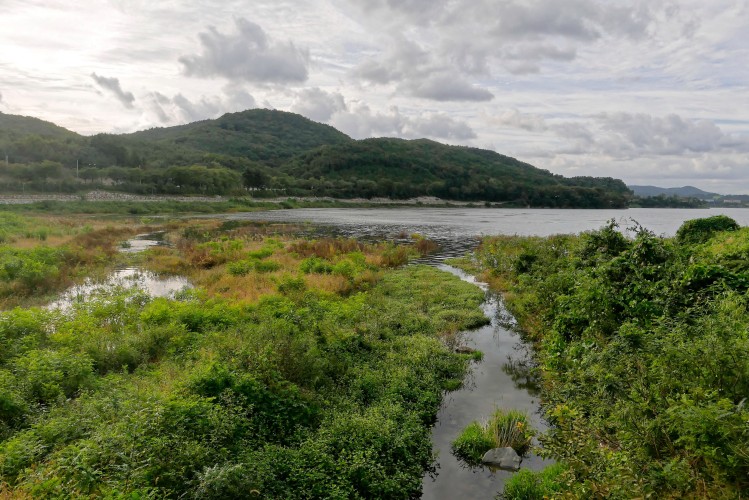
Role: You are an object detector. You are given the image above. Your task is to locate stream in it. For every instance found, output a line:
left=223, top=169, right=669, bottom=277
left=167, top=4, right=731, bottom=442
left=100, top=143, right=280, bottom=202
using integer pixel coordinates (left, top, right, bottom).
left=421, top=265, right=552, bottom=499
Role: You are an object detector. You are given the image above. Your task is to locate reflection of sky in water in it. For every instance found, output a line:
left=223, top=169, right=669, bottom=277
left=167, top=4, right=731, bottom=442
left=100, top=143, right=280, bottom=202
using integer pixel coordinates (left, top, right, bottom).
left=119, top=232, right=168, bottom=253
left=48, top=268, right=190, bottom=312
left=421, top=265, right=553, bottom=499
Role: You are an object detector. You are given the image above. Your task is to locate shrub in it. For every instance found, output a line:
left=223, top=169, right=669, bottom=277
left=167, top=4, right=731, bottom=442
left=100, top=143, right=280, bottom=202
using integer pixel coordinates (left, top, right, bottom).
left=451, top=422, right=495, bottom=465
left=675, top=215, right=739, bottom=245
left=277, top=276, right=307, bottom=295
left=300, top=257, right=333, bottom=274
left=253, top=260, right=281, bottom=273
left=502, top=463, right=566, bottom=500
left=12, top=349, right=94, bottom=404
left=227, top=259, right=254, bottom=276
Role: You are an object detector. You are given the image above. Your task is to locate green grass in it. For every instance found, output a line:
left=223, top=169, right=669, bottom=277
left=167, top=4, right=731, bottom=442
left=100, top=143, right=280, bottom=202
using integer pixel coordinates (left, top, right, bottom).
left=501, top=463, right=567, bottom=500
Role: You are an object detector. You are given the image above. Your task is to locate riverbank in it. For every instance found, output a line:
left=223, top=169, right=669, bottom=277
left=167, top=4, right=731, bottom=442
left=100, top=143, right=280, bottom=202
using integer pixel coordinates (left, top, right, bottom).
left=0, top=191, right=484, bottom=207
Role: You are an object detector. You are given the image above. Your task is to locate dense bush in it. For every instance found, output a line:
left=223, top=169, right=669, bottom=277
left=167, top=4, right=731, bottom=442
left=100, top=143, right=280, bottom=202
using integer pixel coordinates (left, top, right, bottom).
left=470, top=216, right=749, bottom=498
left=675, top=214, right=739, bottom=245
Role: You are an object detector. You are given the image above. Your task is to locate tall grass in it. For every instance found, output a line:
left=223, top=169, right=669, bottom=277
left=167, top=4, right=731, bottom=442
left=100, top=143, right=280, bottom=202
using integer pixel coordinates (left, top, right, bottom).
left=452, top=409, right=534, bottom=466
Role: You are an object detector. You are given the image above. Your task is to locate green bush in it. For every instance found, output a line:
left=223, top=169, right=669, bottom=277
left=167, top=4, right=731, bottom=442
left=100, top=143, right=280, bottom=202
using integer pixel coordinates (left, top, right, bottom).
left=465, top=219, right=749, bottom=497
left=13, top=349, right=94, bottom=404
left=502, top=463, right=566, bottom=500
left=300, top=256, right=333, bottom=274
left=451, top=421, right=495, bottom=465
left=675, top=215, right=739, bottom=245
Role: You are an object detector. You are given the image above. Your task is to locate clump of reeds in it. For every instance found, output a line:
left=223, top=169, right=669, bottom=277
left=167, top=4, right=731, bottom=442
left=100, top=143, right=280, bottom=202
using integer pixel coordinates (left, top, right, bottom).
left=451, top=408, right=534, bottom=466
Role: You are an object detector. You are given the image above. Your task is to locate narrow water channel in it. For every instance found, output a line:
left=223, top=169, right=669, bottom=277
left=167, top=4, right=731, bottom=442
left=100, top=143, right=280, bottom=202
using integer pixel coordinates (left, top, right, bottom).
left=421, top=264, right=552, bottom=499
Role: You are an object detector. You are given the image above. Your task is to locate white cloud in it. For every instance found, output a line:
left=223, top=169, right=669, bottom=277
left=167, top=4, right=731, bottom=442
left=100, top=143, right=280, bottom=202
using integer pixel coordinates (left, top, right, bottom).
left=0, top=0, right=748, bottom=190
left=145, top=87, right=257, bottom=125
left=180, top=18, right=310, bottom=83
left=291, top=87, right=346, bottom=122
left=331, top=102, right=476, bottom=141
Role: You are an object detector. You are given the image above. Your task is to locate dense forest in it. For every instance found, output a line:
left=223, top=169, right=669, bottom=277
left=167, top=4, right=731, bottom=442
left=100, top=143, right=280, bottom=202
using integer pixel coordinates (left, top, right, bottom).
left=0, top=110, right=631, bottom=207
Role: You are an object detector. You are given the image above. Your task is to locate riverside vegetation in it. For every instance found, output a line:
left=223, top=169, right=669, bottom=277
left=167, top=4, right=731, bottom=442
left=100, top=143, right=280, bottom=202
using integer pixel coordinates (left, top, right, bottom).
left=457, top=215, right=749, bottom=499
left=0, top=212, right=490, bottom=498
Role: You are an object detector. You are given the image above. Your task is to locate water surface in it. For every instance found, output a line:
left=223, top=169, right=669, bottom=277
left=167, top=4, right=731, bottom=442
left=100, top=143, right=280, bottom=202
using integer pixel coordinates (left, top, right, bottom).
left=421, top=265, right=552, bottom=499
left=48, top=268, right=191, bottom=311
left=229, top=207, right=749, bottom=238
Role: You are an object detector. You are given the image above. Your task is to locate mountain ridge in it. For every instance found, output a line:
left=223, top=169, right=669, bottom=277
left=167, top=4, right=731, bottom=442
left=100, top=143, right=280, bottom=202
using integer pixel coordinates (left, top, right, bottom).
left=0, top=108, right=629, bottom=207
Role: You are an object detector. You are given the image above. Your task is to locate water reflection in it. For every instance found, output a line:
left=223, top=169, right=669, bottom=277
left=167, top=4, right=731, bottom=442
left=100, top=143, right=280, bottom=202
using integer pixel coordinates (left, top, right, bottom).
left=421, top=265, right=552, bottom=499
left=48, top=268, right=191, bottom=311
left=120, top=231, right=168, bottom=253
left=502, top=356, right=542, bottom=398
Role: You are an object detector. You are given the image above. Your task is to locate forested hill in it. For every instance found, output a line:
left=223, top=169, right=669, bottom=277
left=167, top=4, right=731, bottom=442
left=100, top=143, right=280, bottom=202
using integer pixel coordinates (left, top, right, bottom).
left=279, top=138, right=630, bottom=207
left=128, top=109, right=352, bottom=166
left=0, top=112, right=79, bottom=140
left=0, top=109, right=629, bottom=207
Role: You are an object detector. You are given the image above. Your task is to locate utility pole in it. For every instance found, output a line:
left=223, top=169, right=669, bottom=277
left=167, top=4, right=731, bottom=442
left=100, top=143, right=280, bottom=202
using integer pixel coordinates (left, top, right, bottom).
left=76, top=159, right=79, bottom=179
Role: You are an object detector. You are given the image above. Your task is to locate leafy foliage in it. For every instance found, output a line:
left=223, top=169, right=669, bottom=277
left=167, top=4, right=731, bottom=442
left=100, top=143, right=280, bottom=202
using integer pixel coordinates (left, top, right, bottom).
left=469, top=216, right=749, bottom=498
left=451, top=409, right=534, bottom=466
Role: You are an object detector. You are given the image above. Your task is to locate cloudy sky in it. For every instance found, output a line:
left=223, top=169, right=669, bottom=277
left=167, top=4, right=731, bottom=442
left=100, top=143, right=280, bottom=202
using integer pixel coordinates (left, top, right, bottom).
left=1, top=0, right=748, bottom=192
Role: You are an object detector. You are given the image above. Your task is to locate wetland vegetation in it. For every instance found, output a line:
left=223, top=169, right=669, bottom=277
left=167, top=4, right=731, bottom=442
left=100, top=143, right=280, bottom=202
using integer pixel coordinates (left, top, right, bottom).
left=458, top=215, right=749, bottom=498
left=0, top=210, right=489, bottom=498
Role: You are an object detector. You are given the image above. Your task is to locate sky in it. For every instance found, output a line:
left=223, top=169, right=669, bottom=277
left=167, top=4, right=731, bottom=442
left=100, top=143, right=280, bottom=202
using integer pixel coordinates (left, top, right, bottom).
left=1, top=0, right=748, bottom=193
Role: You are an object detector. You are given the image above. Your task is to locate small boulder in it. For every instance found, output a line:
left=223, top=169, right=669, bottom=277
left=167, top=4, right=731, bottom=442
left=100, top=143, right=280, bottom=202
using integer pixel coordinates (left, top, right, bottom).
left=454, top=346, right=476, bottom=354
left=481, top=447, right=521, bottom=471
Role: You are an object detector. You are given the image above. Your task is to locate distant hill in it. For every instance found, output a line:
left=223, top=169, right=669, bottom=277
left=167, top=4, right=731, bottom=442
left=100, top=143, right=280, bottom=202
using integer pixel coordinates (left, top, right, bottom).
left=128, top=109, right=352, bottom=166
left=0, top=112, right=80, bottom=140
left=629, top=185, right=719, bottom=200
left=280, top=138, right=630, bottom=207
left=0, top=108, right=630, bottom=206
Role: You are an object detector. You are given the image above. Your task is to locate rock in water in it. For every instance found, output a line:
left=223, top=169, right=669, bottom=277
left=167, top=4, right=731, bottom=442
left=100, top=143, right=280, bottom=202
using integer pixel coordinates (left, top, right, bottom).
left=481, top=447, right=522, bottom=471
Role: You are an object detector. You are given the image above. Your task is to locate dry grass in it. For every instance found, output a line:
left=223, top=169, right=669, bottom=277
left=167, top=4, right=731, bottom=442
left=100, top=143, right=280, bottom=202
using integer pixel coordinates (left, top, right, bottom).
left=289, top=238, right=365, bottom=259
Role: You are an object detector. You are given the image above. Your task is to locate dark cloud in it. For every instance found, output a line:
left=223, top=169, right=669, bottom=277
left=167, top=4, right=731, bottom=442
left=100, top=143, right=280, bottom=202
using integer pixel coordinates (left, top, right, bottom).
left=90, top=73, right=135, bottom=109
left=403, top=73, right=493, bottom=102
left=179, top=18, right=309, bottom=83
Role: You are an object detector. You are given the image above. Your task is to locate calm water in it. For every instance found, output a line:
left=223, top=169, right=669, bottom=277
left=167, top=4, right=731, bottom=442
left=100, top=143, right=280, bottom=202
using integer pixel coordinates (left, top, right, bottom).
left=421, top=265, right=552, bottom=499
left=229, top=207, right=749, bottom=238
left=48, top=268, right=191, bottom=312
